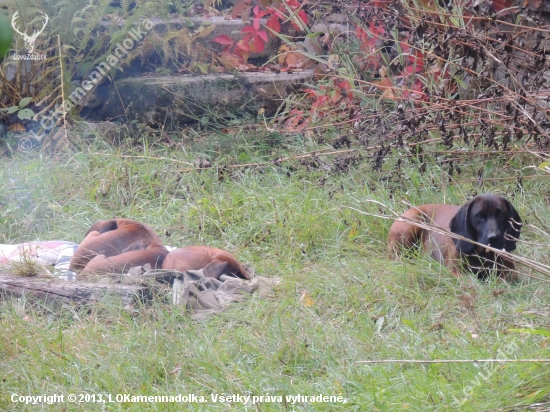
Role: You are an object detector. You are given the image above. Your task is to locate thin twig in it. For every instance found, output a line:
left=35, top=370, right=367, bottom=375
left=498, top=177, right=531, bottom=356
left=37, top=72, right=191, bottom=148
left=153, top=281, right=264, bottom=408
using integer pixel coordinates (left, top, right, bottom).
left=356, top=359, right=550, bottom=365
left=87, top=151, right=194, bottom=166
left=458, top=174, right=550, bottom=184
left=174, top=140, right=549, bottom=174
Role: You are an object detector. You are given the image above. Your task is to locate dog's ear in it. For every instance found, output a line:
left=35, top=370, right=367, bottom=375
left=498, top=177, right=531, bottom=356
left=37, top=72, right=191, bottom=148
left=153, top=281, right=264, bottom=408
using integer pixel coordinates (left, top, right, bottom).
left=203, top=260, right=229, bottom=279
left=226, top=262, right=250, bottom=280
left=503, top=198, right=522, bottom=251
left=450, top=200, right=476, bottom=255
left=86, top=219, right=118, bottom=236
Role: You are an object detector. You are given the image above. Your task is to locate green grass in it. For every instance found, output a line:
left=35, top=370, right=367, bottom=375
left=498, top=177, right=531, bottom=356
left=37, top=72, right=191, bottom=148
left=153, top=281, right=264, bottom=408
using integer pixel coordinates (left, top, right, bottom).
left=0, top=132, right=549, bottom=411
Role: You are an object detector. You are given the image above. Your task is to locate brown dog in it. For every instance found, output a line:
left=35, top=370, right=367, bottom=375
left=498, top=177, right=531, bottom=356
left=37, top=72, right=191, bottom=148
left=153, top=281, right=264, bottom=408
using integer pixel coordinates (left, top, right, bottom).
left=161, top=246, right=251, bottom=280
left=387, top=194, right=522, bottom=280
left=70, top=218, right=165, bottom=274
left=78, top=241, right=169, bottom=279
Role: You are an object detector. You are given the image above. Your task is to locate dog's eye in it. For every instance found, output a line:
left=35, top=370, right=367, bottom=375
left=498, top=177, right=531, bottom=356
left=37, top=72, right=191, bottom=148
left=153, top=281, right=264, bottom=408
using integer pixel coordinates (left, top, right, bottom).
left=475, top=213, right=485, bottom=221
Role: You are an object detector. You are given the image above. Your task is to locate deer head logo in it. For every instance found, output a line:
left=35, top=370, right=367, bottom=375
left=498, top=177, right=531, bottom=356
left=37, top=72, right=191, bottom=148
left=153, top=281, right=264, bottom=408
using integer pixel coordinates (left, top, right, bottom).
left=11, top=11, right=49, bottom=54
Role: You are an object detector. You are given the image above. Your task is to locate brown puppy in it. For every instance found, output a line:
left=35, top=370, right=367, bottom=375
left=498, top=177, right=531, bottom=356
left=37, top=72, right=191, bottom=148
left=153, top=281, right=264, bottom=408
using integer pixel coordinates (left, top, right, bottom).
left=387, top=194, right=522, bottom=280
left=69, top=218, right=163, bottom=272
left=161, top=246, right=251, bottom=280
left=78, top=241, right=169, bottom=280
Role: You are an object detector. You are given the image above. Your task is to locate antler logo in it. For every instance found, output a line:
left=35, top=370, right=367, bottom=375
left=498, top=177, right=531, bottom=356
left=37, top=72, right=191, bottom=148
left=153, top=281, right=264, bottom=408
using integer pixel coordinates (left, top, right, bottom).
left=11, top=11, right=49, bottom=54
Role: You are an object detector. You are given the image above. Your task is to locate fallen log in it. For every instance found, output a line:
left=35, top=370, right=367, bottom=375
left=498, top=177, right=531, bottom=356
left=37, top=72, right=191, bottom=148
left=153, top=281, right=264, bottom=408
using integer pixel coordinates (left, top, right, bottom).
left=0, top=274, right=157, bottom=307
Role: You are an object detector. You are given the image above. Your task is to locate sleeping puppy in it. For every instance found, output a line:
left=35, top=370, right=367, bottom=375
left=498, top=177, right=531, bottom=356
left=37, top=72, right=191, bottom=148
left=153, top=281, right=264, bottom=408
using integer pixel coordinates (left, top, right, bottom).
left=77, top=240, right=169, bottom=280
left=161, top=246, right=251, bottom=280
left=387, top=194, right=522, bottom=281
left=69, top=218, right=164, bottom=272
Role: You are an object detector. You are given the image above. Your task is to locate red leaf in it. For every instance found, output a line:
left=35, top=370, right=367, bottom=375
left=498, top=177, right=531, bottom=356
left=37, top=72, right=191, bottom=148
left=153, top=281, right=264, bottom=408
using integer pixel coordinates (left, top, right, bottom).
left=257, top=29, right=268, bottom=44
left=291, top=21, right=301, bottom=32
left=235, top=47, right=249, bottom=62
left=236, top=39, right=251, bottom=52
left=403, top=65, right=419, bottom=75
left=311, top=99, right=324, bottom=112
left=338, top=80, right=351, bottom=90
left=302, top=88, right=318, bottom=98
left=492, top=0, right=517, bottom=15
left=356, top=26, right=368, bottom=43
left=253, top=5, right=269, bottom=18
left=221, top=51, right=244, bottom=68
left=403, top=51, right=424, bottom=74
left=272, top=7, right=286, bottom=21
left=251, top=33, right=265, bottom=53
left=402, top=80, right=426, bottom=101
left=286, top=109, right=305, bottom=131
left=356, top=24, right=381, bottom=53
left=398, top=40, right=411, bottom=54
left=372, top=0, right=392, bottom=8
left=286, top=116, right=303, bottom=131
left=266, top=14, right=281, bottom=36
left=213, top=35, right=234, bottom=46
left=253, top=16, right=261, bottom=30
left=242, top=25, right=257, bottom=34
left=330, top=89, right=342, bottom=104
left=369, top=21, right=385, bottom=37
left=298, top=10, right=308, bottom=26
left=290, top=10, right=308, bottom=32
left=286, top=0, right=301, bottom=8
